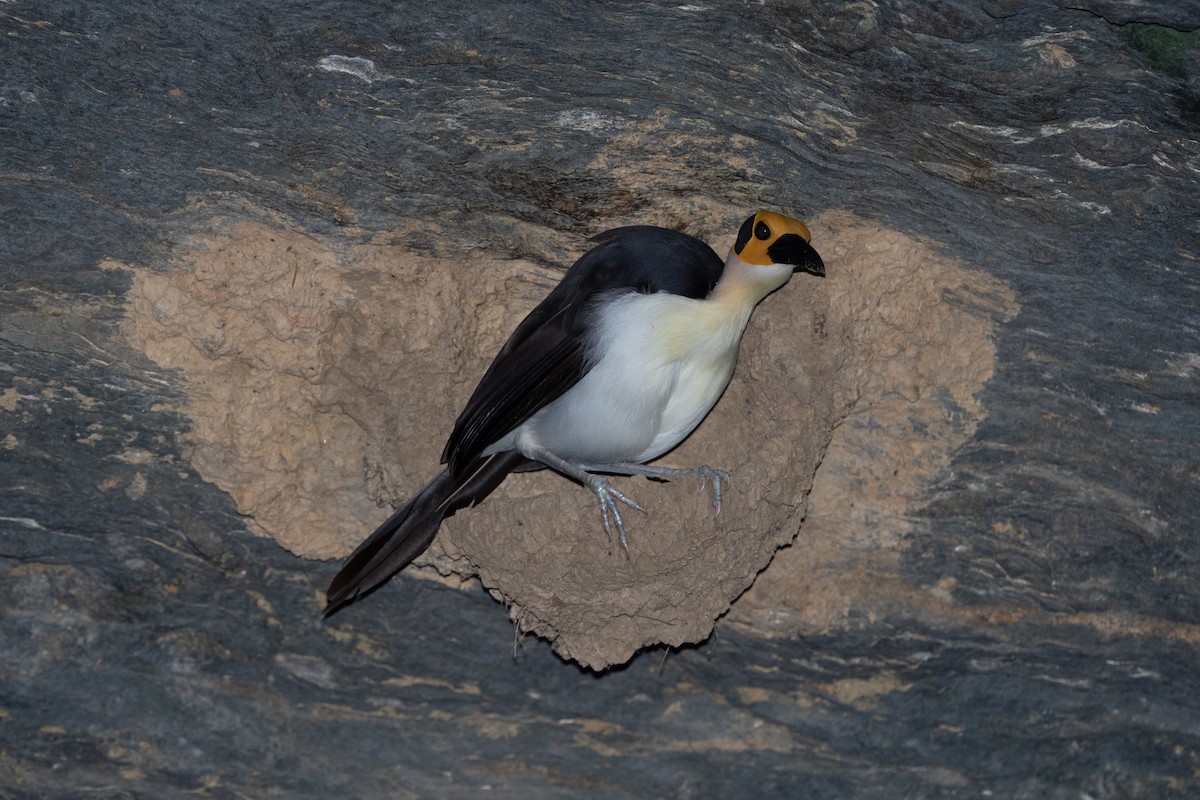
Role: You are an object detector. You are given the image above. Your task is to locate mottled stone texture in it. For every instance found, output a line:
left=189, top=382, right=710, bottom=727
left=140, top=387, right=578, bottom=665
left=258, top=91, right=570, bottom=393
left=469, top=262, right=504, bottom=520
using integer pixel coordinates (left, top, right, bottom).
left=2, top=1, right=1198, bottom=797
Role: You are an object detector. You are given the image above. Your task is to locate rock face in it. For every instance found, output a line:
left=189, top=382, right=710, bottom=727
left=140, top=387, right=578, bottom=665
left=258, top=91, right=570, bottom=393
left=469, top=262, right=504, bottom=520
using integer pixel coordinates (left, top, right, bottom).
left=2, top=0, right=1198, bottom=796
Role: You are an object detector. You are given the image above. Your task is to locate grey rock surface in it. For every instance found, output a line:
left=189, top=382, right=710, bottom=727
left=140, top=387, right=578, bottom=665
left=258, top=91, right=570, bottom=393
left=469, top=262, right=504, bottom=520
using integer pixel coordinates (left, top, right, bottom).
left=2, top=1, right=1198, bottom=797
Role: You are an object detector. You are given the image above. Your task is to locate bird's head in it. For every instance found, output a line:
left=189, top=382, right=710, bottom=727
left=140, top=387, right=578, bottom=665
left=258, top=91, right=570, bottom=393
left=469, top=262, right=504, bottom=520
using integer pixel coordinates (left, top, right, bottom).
left=716, top=210, right=825, bottom=307
left=732, top=210, right=825, bottom=277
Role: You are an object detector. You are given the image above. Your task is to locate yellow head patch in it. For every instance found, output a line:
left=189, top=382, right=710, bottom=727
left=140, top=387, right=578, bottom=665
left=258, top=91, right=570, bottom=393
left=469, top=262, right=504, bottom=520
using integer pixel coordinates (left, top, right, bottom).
left=732, top=211, right=814, bottom=266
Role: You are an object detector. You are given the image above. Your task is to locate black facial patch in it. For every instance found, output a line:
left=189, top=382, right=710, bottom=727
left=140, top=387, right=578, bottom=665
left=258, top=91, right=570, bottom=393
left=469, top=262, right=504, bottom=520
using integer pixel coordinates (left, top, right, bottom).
left=734, top=214, right=756, bottom=255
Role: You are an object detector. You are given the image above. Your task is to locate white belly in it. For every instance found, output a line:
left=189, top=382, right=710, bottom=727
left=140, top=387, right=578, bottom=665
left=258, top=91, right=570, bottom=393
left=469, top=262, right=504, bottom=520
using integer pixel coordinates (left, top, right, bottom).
left=637, top=346, right=737, bottom=461
left=493, top=290, right=748, bottom=465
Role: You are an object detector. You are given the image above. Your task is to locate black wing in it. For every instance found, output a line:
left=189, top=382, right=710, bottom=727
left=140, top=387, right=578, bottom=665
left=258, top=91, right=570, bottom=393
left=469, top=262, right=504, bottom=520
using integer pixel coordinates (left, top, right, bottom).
left=440, top=225, right=724, bottom=475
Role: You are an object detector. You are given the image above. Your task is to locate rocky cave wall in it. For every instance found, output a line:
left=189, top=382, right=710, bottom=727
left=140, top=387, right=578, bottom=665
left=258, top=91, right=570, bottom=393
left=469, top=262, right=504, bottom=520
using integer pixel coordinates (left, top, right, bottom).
left=2, top=1, right=1198, bottom=797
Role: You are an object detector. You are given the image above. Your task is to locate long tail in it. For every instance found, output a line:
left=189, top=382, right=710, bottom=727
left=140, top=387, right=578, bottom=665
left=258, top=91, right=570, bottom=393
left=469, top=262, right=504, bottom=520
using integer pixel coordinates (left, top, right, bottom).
left=324, top=449, right=530, bottom=615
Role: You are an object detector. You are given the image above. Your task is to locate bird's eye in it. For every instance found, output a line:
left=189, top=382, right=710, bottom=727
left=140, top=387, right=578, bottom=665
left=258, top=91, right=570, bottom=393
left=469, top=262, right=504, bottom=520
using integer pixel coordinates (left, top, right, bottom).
left=754, top=221, right=771, bottom=240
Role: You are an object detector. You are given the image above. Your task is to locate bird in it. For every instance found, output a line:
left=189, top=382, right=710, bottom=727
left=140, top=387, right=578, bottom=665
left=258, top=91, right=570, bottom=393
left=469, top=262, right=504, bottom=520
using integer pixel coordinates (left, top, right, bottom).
left=323, top=210, right=825, bottom=615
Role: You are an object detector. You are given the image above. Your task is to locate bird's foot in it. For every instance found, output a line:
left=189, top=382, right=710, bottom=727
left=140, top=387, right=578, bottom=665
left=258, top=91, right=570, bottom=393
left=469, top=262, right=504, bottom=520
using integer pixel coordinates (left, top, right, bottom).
left=584, top=474, right=644, bottom=553
left=585, top=462, right=730, bottom=516
left=680, top=465, right=731, bottom=516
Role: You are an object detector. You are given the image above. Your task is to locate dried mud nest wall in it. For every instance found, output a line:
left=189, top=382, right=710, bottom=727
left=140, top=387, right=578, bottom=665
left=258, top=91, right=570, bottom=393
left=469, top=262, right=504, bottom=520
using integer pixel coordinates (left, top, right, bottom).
left=120, top=207, right=1014, bottom=669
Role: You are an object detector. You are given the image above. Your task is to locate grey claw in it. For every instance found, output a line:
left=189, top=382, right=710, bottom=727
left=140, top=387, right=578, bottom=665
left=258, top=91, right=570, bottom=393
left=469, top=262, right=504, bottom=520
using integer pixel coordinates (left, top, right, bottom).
left=691, top=465, right=730, bottom=516
left=588, top=476, right=641, bottom=552
left=609, top=484, right=644, bottom=513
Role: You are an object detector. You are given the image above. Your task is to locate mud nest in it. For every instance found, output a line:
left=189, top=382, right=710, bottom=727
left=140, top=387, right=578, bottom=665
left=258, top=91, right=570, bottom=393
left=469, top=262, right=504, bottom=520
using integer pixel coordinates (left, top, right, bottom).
left=119, top=207, right=1014, bottom=670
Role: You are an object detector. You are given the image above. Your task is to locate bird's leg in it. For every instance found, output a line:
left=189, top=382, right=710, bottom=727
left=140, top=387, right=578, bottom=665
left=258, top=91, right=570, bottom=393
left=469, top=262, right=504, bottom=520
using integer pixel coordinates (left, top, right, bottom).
left=521, top=447, right=644, bottom=552
left=580, top=462, right=731, bottom=515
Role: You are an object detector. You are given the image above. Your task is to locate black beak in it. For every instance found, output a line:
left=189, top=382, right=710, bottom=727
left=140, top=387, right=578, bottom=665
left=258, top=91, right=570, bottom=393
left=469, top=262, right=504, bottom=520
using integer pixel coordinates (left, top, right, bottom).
left=768, top=233, right=825, bottom=277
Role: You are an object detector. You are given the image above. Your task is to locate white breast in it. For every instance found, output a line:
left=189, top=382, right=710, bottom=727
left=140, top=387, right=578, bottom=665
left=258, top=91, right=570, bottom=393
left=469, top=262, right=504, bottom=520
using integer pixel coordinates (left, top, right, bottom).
left=499, top=289, right=752, bottom=465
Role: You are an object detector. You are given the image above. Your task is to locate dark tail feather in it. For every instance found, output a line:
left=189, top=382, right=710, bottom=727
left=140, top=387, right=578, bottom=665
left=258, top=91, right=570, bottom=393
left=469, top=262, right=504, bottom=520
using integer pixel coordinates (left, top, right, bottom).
left=323, top=450, right=530, bottom=616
